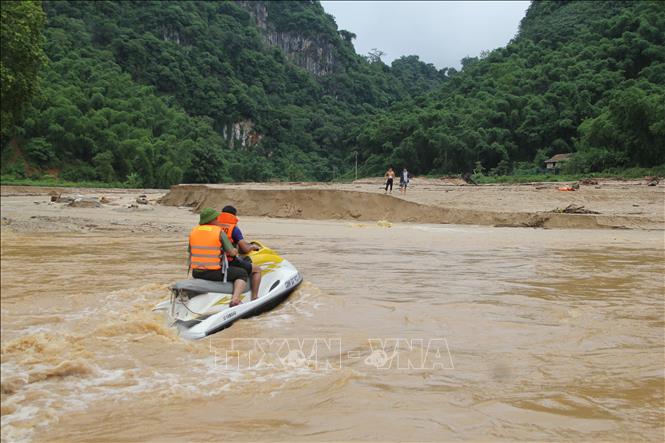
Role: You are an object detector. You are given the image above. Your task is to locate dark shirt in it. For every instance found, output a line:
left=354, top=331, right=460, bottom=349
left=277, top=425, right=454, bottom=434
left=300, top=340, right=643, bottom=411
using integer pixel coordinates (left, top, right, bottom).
left=231, top=226, right=244, bottom=244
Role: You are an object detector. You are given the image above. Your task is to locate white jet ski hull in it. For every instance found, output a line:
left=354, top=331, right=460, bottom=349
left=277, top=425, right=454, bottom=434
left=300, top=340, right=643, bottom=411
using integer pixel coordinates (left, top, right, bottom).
left=154, top=243, right=302, bottom=340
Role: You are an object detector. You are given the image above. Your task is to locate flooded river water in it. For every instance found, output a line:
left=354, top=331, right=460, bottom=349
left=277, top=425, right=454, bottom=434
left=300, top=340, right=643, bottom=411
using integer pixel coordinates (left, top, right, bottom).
left=1, top=216, right=663, bottom=441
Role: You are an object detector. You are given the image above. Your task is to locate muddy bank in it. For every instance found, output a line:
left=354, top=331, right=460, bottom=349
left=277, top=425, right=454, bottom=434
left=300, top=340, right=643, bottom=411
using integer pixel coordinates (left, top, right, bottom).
left=159, top=184, right=664, bottom=230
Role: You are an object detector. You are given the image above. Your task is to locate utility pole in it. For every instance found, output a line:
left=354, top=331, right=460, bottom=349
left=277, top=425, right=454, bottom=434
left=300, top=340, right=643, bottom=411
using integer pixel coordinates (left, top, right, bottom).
left=355, top=151, right=358, bottom=180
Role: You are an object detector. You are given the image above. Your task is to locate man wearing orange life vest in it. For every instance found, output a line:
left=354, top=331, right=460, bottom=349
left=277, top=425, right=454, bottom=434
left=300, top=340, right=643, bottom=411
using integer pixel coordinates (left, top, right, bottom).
left=213, top=205, right=262, bottom=303
left=189, top=207, right=248, bottom=307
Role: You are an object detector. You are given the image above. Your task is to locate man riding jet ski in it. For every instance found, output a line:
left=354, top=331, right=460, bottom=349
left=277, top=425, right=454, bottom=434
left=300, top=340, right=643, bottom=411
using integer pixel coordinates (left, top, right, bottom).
left=189, top=207, right=250, bottom=306
left=213, top=205, right=263, bottom=305
left=154, top=207, right=302, bottom=339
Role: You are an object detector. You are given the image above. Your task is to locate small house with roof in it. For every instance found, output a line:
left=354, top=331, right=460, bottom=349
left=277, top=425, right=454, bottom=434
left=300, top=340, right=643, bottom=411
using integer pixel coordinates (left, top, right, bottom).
left=544, top=153, right=573, bottom=170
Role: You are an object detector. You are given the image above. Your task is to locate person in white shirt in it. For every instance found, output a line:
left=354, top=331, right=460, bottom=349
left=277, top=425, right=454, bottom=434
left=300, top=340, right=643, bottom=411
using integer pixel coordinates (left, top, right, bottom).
left=400, top=168, right=410, bottom=194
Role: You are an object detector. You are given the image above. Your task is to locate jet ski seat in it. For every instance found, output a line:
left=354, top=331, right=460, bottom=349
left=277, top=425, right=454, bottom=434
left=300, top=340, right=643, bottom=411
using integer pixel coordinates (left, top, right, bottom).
left=171, top=278, right=251, bottom=296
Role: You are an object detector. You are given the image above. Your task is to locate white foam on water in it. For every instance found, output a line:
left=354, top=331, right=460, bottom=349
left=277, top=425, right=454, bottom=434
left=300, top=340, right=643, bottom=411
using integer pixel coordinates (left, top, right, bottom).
left=1, top=278, right=331, bottom=441
left=252, top=282, right=325, bottom=328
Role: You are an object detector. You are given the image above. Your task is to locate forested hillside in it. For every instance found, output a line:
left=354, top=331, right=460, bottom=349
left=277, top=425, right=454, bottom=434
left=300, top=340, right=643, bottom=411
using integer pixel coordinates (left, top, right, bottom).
left=2, top=1, right=663, bottom=185
left=1, top=0, right=443, bottom=185
left=356, top=1, right=665, bottom=176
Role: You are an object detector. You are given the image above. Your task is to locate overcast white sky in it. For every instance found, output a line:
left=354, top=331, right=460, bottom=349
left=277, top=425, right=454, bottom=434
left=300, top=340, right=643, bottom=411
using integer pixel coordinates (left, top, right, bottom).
left=321, top=1, right=531, bottom=69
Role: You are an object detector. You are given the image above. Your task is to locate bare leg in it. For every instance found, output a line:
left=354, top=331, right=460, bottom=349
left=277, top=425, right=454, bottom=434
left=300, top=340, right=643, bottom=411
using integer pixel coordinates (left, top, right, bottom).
left=230, top=279, right=246, bottom=306
left=250, top=264, right=261, bottom=300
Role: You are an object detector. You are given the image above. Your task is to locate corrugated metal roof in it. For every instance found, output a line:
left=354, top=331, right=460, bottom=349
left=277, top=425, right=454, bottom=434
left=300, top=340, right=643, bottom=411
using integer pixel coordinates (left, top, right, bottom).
left=544, top=153, right=573, bottom=163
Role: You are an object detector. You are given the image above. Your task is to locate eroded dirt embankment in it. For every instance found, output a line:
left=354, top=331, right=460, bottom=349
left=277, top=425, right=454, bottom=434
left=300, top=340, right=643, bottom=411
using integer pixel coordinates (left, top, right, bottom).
left=159, top=185, right=663, bottom=230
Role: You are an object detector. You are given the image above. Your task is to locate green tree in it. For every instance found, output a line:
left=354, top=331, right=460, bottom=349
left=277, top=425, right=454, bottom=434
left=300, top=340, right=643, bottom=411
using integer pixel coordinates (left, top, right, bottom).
left=92, top=150, right=115, bottom=181
left=183, top=145, right=226, bottom=183
left=24, top=136, right=54, bottom=165
left=578, top=85, right=665, bottom=166
left=1, top=0, right=47, bottom=138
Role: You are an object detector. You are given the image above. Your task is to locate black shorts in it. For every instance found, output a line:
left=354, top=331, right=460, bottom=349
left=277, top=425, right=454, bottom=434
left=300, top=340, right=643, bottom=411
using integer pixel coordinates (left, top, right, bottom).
left=192, top=266, right=248, bottom=282
left=229, top=256, right=253, bottom=274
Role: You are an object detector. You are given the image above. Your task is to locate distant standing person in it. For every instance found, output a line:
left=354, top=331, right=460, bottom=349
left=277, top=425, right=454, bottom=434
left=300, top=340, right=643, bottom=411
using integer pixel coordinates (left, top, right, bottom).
left=384, top=167, right=395, bottom=193
left=400, top=168, right=410, bottom=194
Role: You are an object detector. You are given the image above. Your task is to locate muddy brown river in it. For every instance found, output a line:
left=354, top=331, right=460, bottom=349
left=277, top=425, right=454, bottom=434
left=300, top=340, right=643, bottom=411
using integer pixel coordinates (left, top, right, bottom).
left=1, top=202, right=664, bottom=441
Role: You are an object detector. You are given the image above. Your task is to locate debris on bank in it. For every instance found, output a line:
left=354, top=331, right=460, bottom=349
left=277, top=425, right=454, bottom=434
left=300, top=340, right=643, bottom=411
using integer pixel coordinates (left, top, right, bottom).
left=645, top=176, right=660, bottom=186
left=558, top=182, right=580, bottom=191
left=549, top=204, right=600, bottom=214
left=68, top=198, right=102, bottom=208
left=43, top=192, right=155, bottom=209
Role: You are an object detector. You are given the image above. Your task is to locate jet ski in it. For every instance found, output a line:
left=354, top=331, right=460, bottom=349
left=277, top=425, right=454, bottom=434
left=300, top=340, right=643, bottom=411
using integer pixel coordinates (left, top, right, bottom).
left=154, top=241, right=302, bottom=339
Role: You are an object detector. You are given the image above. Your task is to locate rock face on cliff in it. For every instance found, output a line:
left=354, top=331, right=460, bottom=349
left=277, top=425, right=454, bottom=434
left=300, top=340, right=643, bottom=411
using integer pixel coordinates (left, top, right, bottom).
left=264, top=31, right=334, bottom=76
left=239, top=1, right=336, bottom=76
left=223, top=120, right=262, bottom=150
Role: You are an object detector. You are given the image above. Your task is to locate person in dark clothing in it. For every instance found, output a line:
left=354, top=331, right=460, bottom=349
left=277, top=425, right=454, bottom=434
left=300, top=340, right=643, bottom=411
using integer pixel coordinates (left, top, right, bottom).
left=384, top=167, right=395, bottom=193
left=213, top=205, right=262, bottom=302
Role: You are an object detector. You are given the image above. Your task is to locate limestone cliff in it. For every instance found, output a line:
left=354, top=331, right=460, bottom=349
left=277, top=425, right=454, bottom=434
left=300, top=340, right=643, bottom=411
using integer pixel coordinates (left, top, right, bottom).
left=239, top=1, right=336, bottom=76
left=222, top=120, right=263, bottom=150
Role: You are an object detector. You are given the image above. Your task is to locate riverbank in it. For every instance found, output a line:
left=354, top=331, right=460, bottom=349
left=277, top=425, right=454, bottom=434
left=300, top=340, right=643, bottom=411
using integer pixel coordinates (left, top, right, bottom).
left=160, top=178, right=664, bottom=230
left=2, top=178, right=663, bottom=231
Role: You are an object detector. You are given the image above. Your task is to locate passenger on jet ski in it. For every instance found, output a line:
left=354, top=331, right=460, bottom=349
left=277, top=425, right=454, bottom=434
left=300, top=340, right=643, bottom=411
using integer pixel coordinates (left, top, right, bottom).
left=214, top=205, right=262, bottom=303
left=189, top=207, right=248, bottom=307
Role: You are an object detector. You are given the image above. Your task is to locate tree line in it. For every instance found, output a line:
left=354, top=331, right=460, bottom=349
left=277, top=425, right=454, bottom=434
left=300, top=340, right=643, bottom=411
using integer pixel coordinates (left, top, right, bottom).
left=2, top=0, right=444, bottom=186
left=2, top=1, right=663, bottom=186
left=354, top=1, right=665, bottom=176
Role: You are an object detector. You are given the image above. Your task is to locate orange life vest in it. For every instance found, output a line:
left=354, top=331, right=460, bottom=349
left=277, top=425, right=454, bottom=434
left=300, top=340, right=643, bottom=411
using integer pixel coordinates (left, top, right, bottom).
left=215, top=212, right=238, bottom=245
left=188, top=225, right=223, bottom=270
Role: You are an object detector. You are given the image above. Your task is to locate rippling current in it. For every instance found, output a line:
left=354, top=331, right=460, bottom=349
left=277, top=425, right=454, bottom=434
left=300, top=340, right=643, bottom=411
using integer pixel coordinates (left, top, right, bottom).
left=1, top=220, right=663, bottom=442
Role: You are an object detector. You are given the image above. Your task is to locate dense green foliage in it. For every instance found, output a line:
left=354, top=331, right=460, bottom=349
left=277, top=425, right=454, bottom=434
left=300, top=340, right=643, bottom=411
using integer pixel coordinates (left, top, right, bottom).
left=1, top=0, right=47, bottom=139
left=2, top=0, right=443, bottom=185
left=356, top=1, right=665, bottom=176
left=2, top=0, right=663, bottom=185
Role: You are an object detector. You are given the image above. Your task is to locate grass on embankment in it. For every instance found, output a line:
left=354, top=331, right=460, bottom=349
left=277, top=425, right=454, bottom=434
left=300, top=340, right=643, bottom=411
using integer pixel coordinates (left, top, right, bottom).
left=2, top=165, right=663, bottom=188
left=0, top=175, right=127, bottom=189
left=430, top=165, right=665, bottom=185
